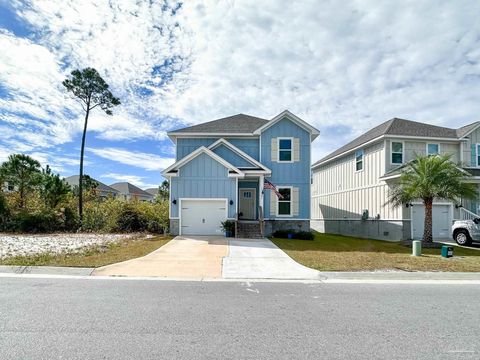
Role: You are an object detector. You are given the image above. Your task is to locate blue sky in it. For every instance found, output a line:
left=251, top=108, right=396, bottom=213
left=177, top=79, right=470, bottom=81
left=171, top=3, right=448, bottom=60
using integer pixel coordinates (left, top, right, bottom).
left=1, top=1, right=480, bottom=189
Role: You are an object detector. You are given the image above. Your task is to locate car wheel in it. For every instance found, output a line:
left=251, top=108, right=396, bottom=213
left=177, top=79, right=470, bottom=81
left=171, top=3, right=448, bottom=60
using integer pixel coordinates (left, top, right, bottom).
left=455, top=230, right=472, bottom=246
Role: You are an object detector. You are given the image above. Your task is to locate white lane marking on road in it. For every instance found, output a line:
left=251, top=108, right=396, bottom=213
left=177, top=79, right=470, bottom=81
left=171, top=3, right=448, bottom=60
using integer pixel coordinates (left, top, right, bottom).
left=246, top=288, right=259, bottom=294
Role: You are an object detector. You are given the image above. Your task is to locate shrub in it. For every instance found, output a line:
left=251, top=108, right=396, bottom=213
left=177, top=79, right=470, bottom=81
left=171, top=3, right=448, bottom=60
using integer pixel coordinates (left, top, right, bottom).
left=272, top=229, right=314, bottom=240
left=9, top=211, right=60, bottom=233
left=115, top=203, right=147, bottom=232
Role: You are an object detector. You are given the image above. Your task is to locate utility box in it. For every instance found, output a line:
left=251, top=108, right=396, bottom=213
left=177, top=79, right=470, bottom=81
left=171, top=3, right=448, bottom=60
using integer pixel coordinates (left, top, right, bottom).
left=441, top=245, right=454, bottom=258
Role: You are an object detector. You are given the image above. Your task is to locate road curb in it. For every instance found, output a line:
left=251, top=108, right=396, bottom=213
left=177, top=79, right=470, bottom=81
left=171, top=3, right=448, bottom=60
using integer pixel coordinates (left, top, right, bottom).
left=0, top=265, right=95, bottom=276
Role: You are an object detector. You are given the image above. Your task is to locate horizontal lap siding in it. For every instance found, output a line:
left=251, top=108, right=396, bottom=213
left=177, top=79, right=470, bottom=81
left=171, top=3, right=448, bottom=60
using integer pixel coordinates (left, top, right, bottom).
left=171, top=153, right=236, bottom=218
left=261, top=117, right=311, bottom=219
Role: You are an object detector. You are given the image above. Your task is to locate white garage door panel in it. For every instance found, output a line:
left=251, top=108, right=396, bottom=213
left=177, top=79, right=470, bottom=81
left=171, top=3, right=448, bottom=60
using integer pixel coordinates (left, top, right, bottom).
left=412, top=204, right=451, bottom=240
left=181, top=200, right=227, bottom=235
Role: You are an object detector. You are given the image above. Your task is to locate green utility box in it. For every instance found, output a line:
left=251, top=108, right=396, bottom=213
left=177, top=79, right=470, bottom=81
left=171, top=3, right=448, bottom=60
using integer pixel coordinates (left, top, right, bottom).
left=441, top=245, right=453, bottom=258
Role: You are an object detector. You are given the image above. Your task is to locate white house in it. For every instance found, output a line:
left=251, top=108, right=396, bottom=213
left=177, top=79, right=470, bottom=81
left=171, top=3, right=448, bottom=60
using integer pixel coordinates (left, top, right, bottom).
left=311, top=118, right=480, bottom=241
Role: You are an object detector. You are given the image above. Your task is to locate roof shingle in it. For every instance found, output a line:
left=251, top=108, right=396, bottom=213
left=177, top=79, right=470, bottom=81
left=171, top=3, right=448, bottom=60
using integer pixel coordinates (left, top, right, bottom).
left=169, top=114, right=269, bottom=134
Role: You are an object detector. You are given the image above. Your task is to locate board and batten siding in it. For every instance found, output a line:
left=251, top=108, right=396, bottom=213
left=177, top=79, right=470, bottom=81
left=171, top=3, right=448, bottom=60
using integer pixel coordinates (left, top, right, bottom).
left=176, top=138, right=259, bottom=161
left=461, top=126, right=480, bottom=167
left=211, top=144, right=255, bottom=168
left=170, top=153, right=236, bottom=218
left=311, top=141, right=404, bottom=221
left=261, top=117, right=311, bottom=219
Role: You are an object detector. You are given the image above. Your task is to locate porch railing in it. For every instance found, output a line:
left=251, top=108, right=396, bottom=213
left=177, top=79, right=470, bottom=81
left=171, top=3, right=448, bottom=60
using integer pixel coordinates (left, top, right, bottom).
left=459, top=207, right=478, bottom=221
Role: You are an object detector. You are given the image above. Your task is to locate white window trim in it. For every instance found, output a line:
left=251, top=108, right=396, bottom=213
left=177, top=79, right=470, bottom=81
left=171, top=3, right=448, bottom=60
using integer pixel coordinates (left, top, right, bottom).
left=390, top=140, right=404, bottom=165
left=476, top=144, right=480, bottom=167
left=426, top=143, right=440, bottom=156
left=355, top=149, right=364, bottom=172
left=277, top=137, right=294, bottom=163
left=276, top=186, right=293, bottom=217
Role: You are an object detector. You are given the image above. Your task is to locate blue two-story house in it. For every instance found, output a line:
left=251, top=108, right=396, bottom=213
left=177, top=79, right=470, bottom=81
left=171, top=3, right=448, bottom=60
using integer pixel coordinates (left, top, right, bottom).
left=162, top=110, right=320, bottom=237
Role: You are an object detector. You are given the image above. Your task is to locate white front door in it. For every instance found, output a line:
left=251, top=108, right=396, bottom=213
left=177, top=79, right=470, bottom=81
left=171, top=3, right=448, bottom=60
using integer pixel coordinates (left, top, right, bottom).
left=180, top=199, right=227, bottom=235
left=412, top=204, right=452, bottom=240
left=239, top=188, right=256, bottom=219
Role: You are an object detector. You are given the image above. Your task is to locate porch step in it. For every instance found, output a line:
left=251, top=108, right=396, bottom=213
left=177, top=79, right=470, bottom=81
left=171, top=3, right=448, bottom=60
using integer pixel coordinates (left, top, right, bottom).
left=236, top=221, right=263, bottom=238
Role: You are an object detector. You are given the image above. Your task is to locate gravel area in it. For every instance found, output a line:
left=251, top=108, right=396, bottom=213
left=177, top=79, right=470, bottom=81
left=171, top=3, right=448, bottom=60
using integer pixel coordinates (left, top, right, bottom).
left=0, top=233, right=139, bottom=259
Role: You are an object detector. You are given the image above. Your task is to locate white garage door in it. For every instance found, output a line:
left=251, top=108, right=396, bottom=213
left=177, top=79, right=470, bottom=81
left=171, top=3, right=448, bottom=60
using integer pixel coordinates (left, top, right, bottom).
left=412, top=204, right=452, bottom=240
left=180, top=199, right=227, bottom=235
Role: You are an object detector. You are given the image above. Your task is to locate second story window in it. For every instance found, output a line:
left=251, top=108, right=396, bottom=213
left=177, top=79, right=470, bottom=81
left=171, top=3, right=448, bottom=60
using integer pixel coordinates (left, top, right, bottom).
left=477, top=144, right=480, bottom=167
left=355, top=149, right=364, bottom=171
left=278, top=138, right=292, bottom=162
left=427, top=143, right=439, bottom=156
left=391, top=141, right=403, bottom=164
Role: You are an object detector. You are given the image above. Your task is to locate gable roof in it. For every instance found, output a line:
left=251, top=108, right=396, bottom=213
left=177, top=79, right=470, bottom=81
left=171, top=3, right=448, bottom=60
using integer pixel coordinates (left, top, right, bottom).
left=457, top=121, right=480, bottom=138
left=253, top=110, right=320, bottom=140
left=169, top=114, right=268, bottom=135
left=207, top=138, right=271, bottom=173
left=64, top=175, right=119, bottom=194
left=109, top=182, right=153, bottom=197
left=145, top=188, right=159, bottom=195
left=161, top=146, right=243, bottom=177
left=313, top=118, right=474, bottom=168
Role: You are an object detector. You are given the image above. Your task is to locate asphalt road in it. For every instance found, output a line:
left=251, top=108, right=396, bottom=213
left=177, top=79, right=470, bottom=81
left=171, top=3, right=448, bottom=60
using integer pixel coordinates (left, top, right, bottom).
left=0, top=277, right=479, bottom=359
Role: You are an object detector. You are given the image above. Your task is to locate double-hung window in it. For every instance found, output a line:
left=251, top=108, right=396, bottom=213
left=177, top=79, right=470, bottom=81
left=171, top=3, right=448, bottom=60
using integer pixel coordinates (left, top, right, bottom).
left=355, top=149, right=364, bottom=171
left=277, top=187, right=292, bottom=216
left=278, top=138, right=292, bottom=162
left=427, top=143, right=439, bottom=156
left=391, top=142, right=403, bottom=164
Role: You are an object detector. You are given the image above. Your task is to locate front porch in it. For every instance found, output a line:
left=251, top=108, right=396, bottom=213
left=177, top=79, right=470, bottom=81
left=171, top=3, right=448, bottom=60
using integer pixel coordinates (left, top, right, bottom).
left=236, top=177, right=265, bottom=238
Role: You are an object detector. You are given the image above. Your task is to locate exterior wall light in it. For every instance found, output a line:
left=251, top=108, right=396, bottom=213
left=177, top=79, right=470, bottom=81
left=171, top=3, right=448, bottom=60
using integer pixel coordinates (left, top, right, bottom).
left=172, top=199, right=177, bottom=205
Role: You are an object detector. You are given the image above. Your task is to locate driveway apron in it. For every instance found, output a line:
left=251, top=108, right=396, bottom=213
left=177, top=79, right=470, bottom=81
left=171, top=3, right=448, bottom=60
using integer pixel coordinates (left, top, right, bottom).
left=93, top=236, right=321, bottom=280
left=93, top=236, right=228, bottom=278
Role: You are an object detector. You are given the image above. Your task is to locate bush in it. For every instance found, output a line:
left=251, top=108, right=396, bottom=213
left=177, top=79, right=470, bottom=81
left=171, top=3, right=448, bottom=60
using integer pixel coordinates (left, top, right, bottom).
left=8, top=211, right=60, bottom=233
left=115, top=203, right=148, bottom=232
left=272, top=229, right=314, bottom=240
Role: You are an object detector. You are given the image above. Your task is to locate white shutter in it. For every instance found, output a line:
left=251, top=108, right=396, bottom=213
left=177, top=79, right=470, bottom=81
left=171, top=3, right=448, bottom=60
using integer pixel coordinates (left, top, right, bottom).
left=270, top=191, right=276, bottom=216
left=292, top=187, right=299, bottom=216
left=293, top=138, right=300, bottom=162
left=271, top=138, right=278, bottom=162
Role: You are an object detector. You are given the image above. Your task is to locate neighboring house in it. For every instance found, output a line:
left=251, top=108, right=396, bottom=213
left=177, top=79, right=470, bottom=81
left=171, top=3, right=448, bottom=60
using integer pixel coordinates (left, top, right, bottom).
left=109, top=182, right=155, bottom=202
left=145, top=188, right=158, bottom=196
left=311, top=118, right=480, bottom=241
left=1, top=182, right=15, bottom=192
left=64, top=175, right=120, bottom=199
left=162, top=110, right=320, bottom=236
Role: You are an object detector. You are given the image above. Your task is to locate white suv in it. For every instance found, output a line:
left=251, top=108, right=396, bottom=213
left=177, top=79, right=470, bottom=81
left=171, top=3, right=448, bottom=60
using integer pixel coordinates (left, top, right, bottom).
left=452, top=219, right=480, bottom=246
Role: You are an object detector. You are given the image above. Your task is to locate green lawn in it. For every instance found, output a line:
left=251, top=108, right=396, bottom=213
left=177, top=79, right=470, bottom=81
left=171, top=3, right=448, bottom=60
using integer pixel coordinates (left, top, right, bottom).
left=0, top=235, right=172, bottom=267
left=271, top=232, right=480, bottom=272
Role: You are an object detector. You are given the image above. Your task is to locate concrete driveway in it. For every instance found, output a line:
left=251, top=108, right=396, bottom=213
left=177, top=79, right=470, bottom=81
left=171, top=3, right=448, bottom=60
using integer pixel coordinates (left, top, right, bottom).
left=93, top=236, right=321, bottom=280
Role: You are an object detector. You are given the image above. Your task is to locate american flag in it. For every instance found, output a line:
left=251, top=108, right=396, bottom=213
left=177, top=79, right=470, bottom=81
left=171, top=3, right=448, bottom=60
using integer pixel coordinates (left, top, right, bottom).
left=263, top=179, right=283, bottom=199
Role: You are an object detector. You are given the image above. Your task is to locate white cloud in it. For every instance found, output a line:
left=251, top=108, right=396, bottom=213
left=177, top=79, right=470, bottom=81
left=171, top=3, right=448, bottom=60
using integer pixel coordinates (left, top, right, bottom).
left=2, top=0, right=480, bottom=166
left=87, top=147, right=174, bottom=171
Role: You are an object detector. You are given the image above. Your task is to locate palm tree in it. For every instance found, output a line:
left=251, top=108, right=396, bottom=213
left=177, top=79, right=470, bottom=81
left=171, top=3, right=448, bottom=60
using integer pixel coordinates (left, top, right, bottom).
left=388, top=154, right=477, bottom=242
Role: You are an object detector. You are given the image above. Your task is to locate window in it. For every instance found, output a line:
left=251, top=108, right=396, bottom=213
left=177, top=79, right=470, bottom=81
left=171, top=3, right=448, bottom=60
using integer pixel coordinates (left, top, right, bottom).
left=477, top=144, right=480, bottom=167
left=427, top=143, right=439, bottom=156
left=355, top=149, right=364, bottom=171
left=277, top=187, right=291, bottom=216
left=391, top=142, right=403, bottom=164
left=278, top=138, right=292, bottom=162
